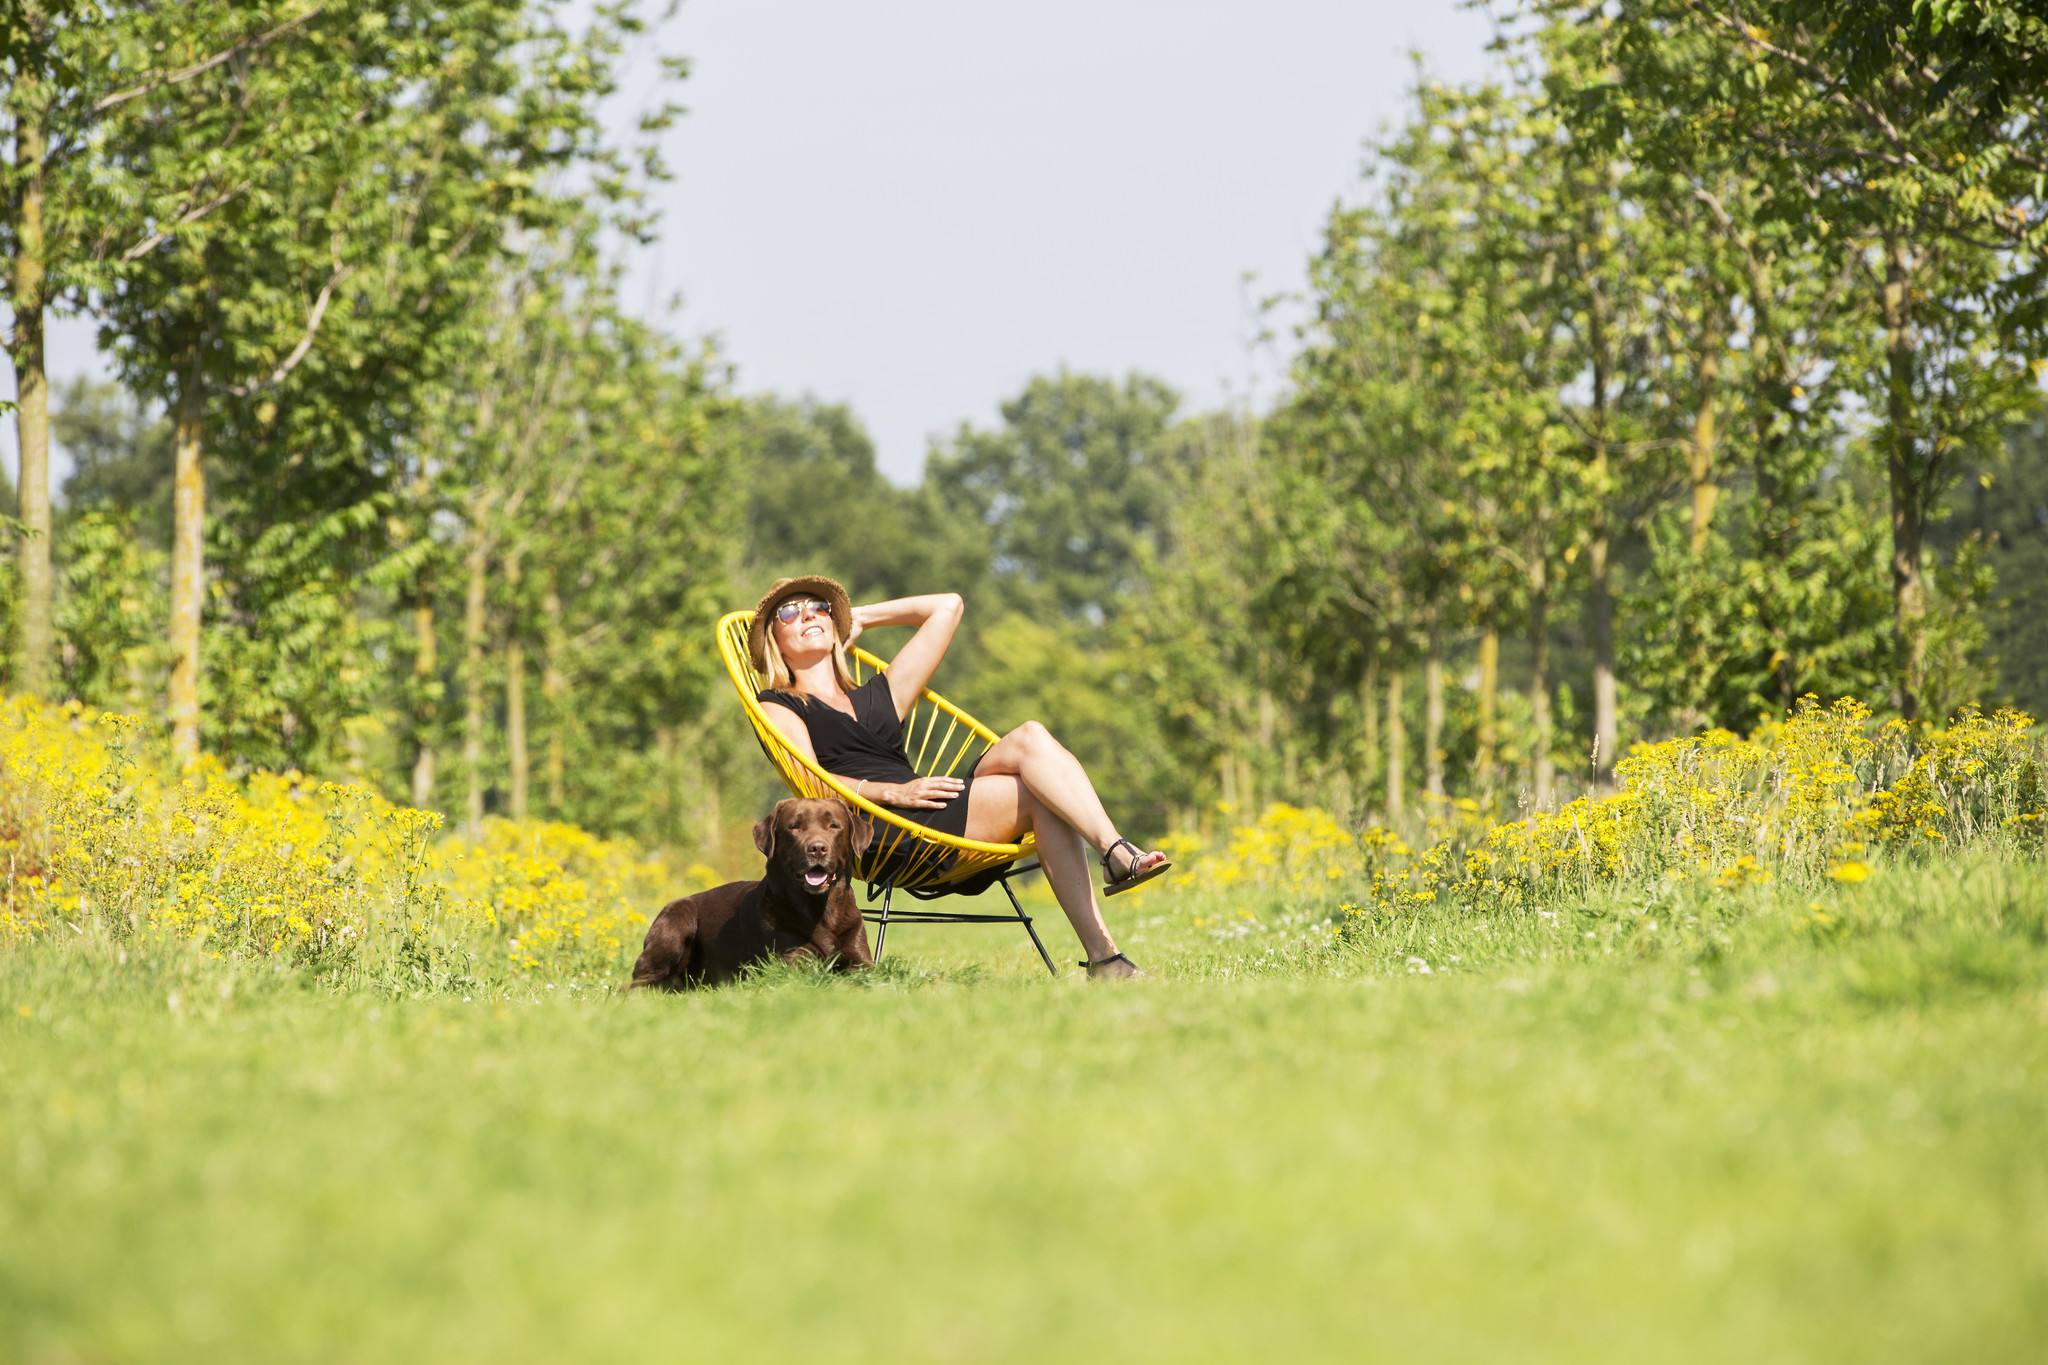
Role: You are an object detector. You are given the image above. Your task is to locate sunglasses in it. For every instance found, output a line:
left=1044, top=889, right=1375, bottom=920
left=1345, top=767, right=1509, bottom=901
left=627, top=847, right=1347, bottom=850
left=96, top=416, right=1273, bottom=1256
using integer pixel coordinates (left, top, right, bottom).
left=773, top=597, right=831, bottom=625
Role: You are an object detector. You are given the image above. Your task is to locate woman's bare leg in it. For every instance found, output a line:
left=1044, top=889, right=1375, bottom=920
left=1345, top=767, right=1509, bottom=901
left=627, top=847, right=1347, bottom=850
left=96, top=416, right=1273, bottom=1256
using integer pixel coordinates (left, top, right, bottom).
left=973, top=722, right=1166, bottom=879
left=963, top=774, right=1116, bottom=962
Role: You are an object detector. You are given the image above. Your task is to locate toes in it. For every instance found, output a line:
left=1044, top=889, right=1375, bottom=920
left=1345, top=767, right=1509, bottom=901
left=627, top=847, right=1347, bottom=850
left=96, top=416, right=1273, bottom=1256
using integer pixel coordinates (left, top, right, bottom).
left=1106, top=844, right=1164, bottom=880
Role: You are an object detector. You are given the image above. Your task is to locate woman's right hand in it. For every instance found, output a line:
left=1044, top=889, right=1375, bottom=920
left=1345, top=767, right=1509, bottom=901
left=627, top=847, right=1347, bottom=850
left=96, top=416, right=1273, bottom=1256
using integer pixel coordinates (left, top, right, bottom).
left=886, top=775, right=965, bottom=809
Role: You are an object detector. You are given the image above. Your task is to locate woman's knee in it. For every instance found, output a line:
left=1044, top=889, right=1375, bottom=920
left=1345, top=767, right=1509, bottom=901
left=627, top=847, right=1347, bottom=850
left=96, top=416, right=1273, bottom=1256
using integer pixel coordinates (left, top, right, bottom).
left=1009, top=720, right=1058, bottom=754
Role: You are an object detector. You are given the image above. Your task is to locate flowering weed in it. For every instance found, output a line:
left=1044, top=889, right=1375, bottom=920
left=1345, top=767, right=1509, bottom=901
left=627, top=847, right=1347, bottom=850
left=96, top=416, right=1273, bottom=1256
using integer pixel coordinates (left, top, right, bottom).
left=1137, top=697, right=2043, bottom=947
left=0, top=698, right=710, bottom=989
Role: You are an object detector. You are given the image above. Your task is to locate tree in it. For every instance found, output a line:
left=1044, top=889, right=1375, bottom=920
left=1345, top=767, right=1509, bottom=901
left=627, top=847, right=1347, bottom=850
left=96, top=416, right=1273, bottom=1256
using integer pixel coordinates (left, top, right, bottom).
left=398, top=225, right=740, bottom=843
left=1420, top=77, right=1588, bottom=807
left=2, top=1, right=211, bottom=693
left=1939, top=404, right=2048, bottom=718
left=1586, top=0, right=2048, bottom=716
left=509, top=309, right=738, bottom=847
left=926, top=371, right=1181, bottom=629
left=1275, top=191, right=1459, bottom=818
left=1116, top=410, right=1275, bottom=829
left=93, top=0, right=651, bottom=762
left=740, top=395, right=977, bottom=608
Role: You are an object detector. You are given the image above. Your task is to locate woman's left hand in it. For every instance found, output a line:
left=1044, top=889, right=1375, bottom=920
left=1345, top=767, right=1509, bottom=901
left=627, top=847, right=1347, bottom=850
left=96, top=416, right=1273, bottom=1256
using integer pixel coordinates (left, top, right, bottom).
left=892, top=775, right=964, bottom=809
left=844, top=606, right=866, bottom=648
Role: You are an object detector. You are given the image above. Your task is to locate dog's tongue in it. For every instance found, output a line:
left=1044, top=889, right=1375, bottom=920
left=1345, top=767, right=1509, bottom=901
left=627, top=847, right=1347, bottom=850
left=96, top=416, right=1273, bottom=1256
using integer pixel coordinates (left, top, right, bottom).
left=804, top=870, right=829, bottom=890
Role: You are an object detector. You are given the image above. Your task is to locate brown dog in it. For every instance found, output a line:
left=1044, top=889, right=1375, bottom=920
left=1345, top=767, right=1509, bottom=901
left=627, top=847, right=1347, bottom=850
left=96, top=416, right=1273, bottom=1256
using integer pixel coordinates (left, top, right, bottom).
left=630, top=797, right=875, bottom=989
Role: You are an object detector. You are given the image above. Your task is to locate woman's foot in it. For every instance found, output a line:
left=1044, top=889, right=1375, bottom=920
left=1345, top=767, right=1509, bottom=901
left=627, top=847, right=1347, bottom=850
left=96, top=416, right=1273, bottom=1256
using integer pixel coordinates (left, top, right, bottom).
left=1101, top=838, right=1171, bottom=896
left=1082, top=951, right=1145, bottom=980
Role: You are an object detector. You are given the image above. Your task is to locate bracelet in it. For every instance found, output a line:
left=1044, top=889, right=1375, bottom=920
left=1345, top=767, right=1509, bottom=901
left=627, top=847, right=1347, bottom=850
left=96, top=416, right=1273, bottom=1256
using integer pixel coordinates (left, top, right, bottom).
left=855, top=779, right=867, bottom=802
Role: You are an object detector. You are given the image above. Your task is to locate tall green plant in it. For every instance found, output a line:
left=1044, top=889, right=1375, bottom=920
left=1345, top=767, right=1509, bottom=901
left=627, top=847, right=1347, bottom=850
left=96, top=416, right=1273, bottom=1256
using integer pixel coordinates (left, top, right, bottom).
left=1580, top=0, right=2048, bottom=717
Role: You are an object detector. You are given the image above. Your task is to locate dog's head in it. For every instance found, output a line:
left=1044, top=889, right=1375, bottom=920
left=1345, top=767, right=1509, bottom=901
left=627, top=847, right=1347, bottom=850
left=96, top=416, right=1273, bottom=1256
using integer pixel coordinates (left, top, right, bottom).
left=752, top=797, right=873, bottom=894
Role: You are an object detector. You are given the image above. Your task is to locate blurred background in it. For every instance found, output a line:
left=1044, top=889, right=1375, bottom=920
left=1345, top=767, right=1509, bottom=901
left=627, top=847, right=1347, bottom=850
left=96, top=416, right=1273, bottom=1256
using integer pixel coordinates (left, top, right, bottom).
left=2, top=0, right=2042, bottom=872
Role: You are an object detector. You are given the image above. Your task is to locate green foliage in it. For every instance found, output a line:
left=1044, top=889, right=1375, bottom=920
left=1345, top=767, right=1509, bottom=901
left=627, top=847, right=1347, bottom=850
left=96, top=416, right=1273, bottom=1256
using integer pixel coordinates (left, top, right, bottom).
left=926, top=370, right=1181, bottom=627
left=53, top=509, right=165, bottom=716
left=1624, top=480, right=1894, bottom=729
left=1571, top=0, right=2048, bottom=716
left=739, top=395, right=980, bottom=610
left=528, top=326, right=741, bottom=847
left=1941, top=409, right=2048, bottom=717
left=49, top=377, right=173, bottom=544
left=964, top=610, right=1174, bottom=828
left=199, top=500, right=392, bottom=775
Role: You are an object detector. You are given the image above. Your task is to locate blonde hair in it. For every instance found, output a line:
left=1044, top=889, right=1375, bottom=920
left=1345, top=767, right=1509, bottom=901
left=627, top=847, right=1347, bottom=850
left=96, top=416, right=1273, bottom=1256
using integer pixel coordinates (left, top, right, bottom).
left=761, top=610, right=860, bottom=696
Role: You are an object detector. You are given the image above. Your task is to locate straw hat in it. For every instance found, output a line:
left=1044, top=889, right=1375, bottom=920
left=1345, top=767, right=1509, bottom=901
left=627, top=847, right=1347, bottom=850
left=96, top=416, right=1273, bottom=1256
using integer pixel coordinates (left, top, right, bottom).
left=748, top=575, right=853, bottom=671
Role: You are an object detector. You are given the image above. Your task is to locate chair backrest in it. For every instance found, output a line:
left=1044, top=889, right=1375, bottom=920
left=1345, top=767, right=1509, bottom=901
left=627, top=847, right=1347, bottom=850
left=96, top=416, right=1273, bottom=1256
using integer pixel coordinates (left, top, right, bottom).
left=715, top=610, right=1031, bottom=889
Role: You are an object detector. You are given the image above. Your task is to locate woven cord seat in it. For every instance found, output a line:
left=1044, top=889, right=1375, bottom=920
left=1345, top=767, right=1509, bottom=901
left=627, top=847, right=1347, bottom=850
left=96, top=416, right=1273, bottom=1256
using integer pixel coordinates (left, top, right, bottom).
left=715, top=611, right=1055, bottom=973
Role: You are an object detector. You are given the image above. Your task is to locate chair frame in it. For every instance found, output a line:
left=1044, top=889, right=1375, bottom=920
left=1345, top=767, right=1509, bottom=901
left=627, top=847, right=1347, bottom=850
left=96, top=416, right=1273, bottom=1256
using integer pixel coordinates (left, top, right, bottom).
left=716, top=611, right=1057, bottom=974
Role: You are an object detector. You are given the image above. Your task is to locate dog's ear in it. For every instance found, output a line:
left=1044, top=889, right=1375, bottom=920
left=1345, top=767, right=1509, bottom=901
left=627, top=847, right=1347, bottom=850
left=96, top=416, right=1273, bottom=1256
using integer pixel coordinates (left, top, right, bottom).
left=752, top=812, right=776, bottom=856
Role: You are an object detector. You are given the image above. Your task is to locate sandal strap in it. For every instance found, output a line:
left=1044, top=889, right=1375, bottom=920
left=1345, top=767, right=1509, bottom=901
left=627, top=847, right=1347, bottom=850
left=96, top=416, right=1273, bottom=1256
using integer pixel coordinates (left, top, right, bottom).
left=1079, top=952, right=1135, bottom=969
left=1101, top=838, right=1144, bottom=881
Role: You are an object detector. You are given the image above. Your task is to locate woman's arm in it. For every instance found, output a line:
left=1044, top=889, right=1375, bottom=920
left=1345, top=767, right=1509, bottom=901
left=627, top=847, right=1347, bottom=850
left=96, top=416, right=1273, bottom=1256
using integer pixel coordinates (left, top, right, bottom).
left=852, top=593, right=964, bottom=721
left=759, top=702, right=961, bottom=809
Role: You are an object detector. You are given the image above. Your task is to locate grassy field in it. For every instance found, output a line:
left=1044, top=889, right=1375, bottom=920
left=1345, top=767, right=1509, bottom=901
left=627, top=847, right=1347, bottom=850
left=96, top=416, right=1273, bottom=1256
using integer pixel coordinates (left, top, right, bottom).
left=4, top=858, right=2048, bottom=1363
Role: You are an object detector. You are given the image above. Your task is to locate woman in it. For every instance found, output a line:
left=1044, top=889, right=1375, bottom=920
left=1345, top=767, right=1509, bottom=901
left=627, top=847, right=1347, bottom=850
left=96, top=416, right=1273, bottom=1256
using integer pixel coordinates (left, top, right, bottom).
left=748, top=575, right=1169, bottom=980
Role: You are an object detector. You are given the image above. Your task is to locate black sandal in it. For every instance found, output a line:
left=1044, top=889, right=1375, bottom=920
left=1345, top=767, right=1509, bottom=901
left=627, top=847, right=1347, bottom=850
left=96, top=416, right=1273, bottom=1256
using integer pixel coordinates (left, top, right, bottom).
left=1080, top=951, right=1144, bottom=980
left=1101, top=838, right=1171, bottom=897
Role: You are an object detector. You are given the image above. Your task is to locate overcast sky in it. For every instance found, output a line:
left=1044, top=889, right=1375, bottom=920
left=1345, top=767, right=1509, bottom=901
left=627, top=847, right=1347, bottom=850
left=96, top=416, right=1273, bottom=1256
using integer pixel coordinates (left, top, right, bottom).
left=9, top=0, right=1500, bottom=489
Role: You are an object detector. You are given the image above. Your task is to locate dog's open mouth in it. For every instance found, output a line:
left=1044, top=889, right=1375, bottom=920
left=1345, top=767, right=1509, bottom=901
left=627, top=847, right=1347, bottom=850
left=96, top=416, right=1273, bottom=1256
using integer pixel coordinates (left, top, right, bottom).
left=803, top=869, right=832, bottom=890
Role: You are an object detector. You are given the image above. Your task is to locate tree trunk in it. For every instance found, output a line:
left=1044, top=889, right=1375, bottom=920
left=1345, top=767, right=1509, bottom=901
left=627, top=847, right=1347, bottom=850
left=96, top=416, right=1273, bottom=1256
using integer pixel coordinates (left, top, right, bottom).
left=1476, top=625, right=1498, bottom=791
left=10, top=103, right=51, bottom=697
left=503, top=549, right=527, bottom=822
left=410, top=603, right=437, bottom=808
left=1361, top=650, right=1380, bottom=798
left=1689, top=318, right=1721, bottom=553
left=1529, top=557, right=1553, bottom=809
left=461, top=514, right=490, bottom=838
left=505, top=639, right=527, bottom=822
left=1423, top=631, right=1445, bottom=799
left=1882, top=231, right=1925, bottom=720
left=1385, top=662, right=1405, bottom=820
left=1590, top=534, right=1616, bottom=786
left=168, top=373, right=206, bottom=765
left=1585, top=248, right=1616, bottom=787
left=542, top=583, right=565, bottom=815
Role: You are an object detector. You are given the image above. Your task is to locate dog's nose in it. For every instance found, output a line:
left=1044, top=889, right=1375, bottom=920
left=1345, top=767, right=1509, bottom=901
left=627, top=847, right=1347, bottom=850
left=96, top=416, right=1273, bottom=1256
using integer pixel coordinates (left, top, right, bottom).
left=805, top=840, right=829, bottom=858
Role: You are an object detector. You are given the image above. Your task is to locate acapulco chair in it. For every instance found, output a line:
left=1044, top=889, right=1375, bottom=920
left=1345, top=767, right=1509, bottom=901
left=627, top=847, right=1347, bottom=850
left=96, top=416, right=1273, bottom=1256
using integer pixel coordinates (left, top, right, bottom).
left=715, top=611, right=1056, bottom=974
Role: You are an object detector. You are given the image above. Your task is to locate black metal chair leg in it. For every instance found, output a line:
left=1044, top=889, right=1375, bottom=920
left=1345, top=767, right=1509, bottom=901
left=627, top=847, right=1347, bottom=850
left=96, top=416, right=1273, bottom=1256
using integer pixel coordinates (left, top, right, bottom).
left=1001, top=872, right=1058, bottom=976
left=873, top=882, right=893, bottom=961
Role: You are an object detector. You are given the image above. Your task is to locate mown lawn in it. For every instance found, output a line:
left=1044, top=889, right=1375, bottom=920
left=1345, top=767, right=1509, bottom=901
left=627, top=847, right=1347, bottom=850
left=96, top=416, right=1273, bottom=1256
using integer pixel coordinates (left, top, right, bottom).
left=4, top=860, right=2047, bottom=1363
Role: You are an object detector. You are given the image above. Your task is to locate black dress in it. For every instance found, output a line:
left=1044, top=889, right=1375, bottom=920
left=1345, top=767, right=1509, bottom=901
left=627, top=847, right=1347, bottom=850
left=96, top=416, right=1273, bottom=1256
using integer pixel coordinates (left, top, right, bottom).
left=757, top=675, right=977, bottom=840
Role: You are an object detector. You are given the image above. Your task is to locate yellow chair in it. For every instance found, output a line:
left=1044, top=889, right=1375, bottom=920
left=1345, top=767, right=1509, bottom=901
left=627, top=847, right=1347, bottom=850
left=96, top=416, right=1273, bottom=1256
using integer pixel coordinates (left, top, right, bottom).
left=716, top=610, right=1055, bottom=973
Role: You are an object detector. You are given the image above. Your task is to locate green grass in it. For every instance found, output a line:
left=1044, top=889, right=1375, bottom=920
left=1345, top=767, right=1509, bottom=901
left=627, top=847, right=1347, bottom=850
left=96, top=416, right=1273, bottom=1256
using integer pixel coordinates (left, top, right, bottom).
left=4, top=860, right=2048, bottom=1363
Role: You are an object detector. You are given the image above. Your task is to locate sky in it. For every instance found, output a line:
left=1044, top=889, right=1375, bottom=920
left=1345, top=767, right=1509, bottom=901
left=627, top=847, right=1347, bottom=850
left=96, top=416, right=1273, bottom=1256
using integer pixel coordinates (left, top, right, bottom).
left=8, top=0, right=1501, bottom=490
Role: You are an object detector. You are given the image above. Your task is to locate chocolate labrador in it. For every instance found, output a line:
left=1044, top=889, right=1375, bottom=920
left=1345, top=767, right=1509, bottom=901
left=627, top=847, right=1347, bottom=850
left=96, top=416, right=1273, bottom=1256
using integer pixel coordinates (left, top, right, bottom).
left=630, top=796, right=874, bottom=990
